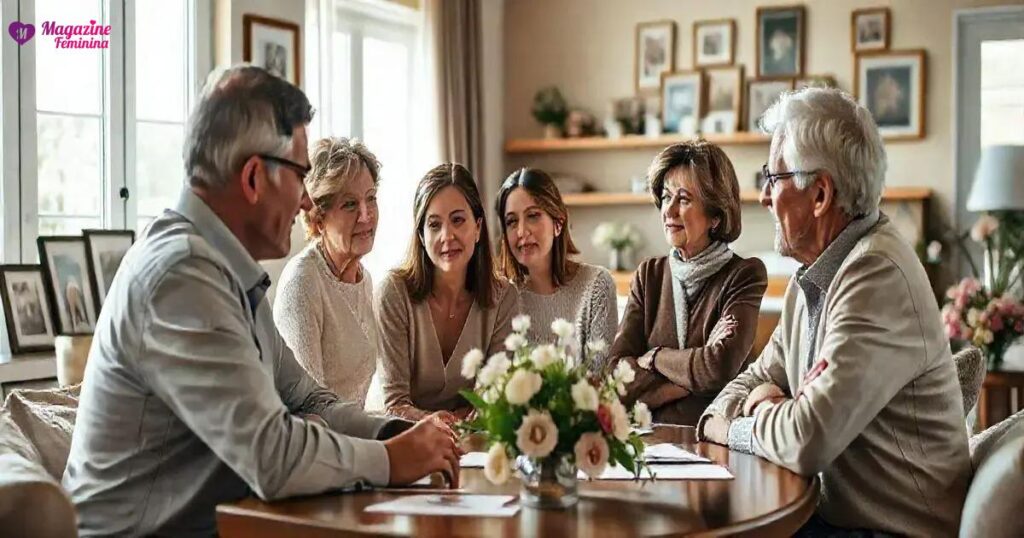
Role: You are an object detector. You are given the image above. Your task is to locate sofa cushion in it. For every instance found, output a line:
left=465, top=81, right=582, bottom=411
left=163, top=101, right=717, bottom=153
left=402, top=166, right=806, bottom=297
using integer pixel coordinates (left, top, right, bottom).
left=0, top=393, right=77, bottom=537
left=3, top=385, right=80, bottom=479
left=960, top=416, right=1024, bottom=538
left=970, top=408, right=1024, bottom=469
left=953, top=346, right=984, bottom=416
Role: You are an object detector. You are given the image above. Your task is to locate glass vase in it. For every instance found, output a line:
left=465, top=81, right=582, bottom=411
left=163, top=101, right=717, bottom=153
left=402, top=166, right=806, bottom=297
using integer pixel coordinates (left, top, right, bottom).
left=609, top=248, right=629, bottom=272
left=517, top=453, right=578, bottom=509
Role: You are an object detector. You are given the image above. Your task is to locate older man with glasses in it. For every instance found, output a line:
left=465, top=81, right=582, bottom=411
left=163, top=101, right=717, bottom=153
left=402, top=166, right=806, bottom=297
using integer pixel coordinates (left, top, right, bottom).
left=698, top=88, right=970, bottom=537
left=62, top=65, right=462, bottom=537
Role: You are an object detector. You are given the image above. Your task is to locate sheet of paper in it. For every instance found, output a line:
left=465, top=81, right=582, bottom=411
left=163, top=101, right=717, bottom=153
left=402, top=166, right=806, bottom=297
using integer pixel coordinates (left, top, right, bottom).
left=460, top=451, right=488, bottom=468
left=642, top=443, right=711, bottom=463
left=364, top=494, right=520, bottom=518
left=578, top=463, right=733, bottom=480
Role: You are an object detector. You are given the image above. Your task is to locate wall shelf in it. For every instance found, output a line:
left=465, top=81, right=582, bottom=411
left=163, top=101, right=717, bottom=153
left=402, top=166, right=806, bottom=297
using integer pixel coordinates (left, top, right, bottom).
left=563, top=187, right=931, bottom=207
left=505, top=132, right=772, bottom=154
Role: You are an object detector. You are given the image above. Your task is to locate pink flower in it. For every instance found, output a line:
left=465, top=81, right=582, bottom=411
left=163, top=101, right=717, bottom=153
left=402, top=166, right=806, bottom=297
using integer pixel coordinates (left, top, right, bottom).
left=963, top=327, right=974, bottom=340
left=574, top=432, right=610, bottom=479
left=990, top=313, right=1004, bottom=332
left=596, top=404, right=613, bottom=435
left=955, top=294, right=969, bottom=310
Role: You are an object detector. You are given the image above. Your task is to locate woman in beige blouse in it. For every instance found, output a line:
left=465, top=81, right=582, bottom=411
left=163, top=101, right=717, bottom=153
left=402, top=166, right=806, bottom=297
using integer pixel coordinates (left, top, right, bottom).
left=377, top=163, right=518, bottom=424
left=273, top=137, right=381, bottom=408
left=495, top=167, right=617, bottom=371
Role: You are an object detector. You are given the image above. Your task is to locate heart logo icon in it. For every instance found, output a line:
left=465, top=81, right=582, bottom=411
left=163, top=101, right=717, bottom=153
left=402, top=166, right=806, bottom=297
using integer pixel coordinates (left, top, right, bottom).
left=8, top=21, right=35, bottom=46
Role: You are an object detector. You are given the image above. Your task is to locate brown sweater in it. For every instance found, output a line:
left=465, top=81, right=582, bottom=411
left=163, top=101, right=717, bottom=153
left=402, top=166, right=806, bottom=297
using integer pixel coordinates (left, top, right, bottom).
left=609, top=254, right=767, bottom=425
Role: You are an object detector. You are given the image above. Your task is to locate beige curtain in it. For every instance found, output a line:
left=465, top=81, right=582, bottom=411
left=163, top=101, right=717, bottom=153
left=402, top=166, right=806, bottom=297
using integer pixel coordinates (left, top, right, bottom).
left=424, top=0, right=484, bottom=175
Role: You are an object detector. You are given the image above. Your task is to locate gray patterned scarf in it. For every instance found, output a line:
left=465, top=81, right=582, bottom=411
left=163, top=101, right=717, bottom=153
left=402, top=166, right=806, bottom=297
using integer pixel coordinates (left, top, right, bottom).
left=668, top=241, right=734, bottom=348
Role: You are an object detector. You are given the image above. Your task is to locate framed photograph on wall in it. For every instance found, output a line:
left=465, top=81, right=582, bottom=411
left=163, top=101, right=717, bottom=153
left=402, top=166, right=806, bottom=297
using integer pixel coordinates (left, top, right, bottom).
left=83, top=230, right=135, bottom=307
left=37, top=237, right=98, bottom=336
left=243, top=14, right=301, bottom=86
left=702, top=66, right=744, bottom=134
left=747, top=78, right=794, bottom=132
left=855, top=49, right=927, bottom=140
left=756, top=6, right=805, bottom=78
left=851, top=8, right=890, bottom=52
left=635, top=20, right=676, bottom=93
left=661, top=71, right=703, bottom=135
left=0, top=265, right=56, bottom=354
left=794, top=74, right=838, bottom=90
left=693, top=19, right=735, bottom=68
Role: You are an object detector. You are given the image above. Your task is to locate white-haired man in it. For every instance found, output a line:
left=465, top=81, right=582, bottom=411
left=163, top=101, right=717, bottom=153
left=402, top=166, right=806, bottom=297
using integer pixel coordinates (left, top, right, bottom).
left=698, top=88, right=970, bottom=536
left=63, top=66, right=461, bottom=537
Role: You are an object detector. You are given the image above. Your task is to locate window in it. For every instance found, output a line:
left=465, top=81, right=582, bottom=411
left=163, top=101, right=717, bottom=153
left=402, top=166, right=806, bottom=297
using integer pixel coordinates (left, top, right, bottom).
left=1, top=0, right=201, bottom=263
left=980, top=39, right=1024, bottom=148
left=312, top=0, right=422, bottom=282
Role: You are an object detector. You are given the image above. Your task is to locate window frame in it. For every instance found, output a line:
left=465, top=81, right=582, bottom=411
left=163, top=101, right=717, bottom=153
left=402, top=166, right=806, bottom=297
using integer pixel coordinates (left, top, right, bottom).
left=0, top=0, right=207, bottom=263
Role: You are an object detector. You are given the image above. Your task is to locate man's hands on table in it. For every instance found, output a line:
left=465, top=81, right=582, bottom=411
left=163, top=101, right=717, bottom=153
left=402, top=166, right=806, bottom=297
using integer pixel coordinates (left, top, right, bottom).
left=384, top=412, right=463, bottom=488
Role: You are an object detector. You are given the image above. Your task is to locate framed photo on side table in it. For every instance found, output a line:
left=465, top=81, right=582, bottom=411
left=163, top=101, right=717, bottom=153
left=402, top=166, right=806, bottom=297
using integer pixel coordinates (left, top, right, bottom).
left=661, top=71, right=703, bottom=135
left=756, top=6, right=805, bottom=78
left=635, top=20, right=676, bottom=94
left=0, top=265, right=56, bottom=353
left=855, top=49, right=927, bottom=140
left=83, top=229, right=135, bottom=307
left=851, top=8, right=890, bottom=52
left=693, top=19, right=735, bottom=68
left=243, top=14, right=301, bottom=86
left=37, top=236, right=98, bottom=336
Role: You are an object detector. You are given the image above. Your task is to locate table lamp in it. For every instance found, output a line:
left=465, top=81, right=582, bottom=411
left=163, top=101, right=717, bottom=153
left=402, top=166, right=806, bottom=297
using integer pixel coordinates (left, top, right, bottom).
left=967, top=145, right=1024, bottom=212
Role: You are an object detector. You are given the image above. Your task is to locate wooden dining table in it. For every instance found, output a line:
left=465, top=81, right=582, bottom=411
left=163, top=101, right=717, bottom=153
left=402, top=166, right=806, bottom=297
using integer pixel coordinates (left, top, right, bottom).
left=216, top=425, right=818, bottom=537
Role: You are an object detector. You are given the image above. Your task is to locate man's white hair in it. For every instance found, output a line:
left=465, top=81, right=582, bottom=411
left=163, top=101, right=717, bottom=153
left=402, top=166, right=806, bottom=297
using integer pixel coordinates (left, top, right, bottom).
left=760, top=88, right=887, bottom=217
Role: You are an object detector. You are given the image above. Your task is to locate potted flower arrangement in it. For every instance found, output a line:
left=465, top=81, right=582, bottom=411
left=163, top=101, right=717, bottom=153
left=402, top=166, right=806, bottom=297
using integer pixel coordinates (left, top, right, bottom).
left=592, top=221, right=643, bottom=272
left=941, top=213, right=1024, bottom=368
left=532, top=86, right=569, bottom=139
left=458, top=315, right=651, bottom=509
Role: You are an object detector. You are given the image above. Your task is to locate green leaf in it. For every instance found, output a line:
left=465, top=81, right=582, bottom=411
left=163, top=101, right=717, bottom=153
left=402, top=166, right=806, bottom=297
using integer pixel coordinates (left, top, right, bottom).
left=459, top=389, right=487, bottom=410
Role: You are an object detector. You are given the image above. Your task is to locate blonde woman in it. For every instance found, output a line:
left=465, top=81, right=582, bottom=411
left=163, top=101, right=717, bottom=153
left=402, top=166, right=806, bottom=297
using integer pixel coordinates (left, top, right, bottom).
left=273, top=137, right=381, bottom=408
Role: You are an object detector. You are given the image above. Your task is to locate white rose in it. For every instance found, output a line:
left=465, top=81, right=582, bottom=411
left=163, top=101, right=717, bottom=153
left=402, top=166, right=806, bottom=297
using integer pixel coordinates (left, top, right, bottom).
left=530, top=344, right=559, bottom=369
left=482, top=386, right=500, bottom=403
left=477, top=353, right=511, bottom=387
left=926, top=240, right=942, bottom=263
left=966, top=308, right=981, bottom=327
left=505, top=369, right=543, bottom=405
left=616, top=381, right=627, bottom=397
left=511, top=314, right=531, bottom=334
left=484, top=443, right=511, bottom=485
left=516, top=409, right=559, bottom=458
left=574, top=432, right=609, bottom=479
left=551, top=318, right=575, bottom=341
left=632, top=401, right=652, bottom=429
left=505, top=333, right=527, bottom=352
left=609, top=400, right=630, bottom=441
left=460, top=348, right=484, bottom=379
left=613, top=360, right=636, bottom=384
left=571, top=379, right=599, bottom=411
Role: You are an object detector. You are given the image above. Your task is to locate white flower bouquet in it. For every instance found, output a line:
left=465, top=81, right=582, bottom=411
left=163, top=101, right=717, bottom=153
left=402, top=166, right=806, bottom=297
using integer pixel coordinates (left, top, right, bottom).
left=591, top=221, right=642, bottom=252
left=459, top=315, right=651, bottom=486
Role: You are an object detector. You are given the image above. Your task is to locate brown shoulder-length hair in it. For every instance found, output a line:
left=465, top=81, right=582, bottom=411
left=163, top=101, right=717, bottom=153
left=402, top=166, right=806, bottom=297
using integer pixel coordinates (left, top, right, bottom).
left=393, top=163, right=499, bottom=308
left=494, top=168, right=580, bottom=286
left=647, top=140, right=742, bottom=243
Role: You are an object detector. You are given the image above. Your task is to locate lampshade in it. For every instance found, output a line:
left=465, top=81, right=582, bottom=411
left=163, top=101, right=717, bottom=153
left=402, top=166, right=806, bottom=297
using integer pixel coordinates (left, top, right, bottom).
left=966, top=145, right=1024, bottom=212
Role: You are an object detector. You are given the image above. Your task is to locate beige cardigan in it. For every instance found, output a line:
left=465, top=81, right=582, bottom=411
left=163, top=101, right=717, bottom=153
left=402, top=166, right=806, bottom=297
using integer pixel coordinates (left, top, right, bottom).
left=700, top=217, right=971, bottom=536
left=376, top=273, right=519, bottom=419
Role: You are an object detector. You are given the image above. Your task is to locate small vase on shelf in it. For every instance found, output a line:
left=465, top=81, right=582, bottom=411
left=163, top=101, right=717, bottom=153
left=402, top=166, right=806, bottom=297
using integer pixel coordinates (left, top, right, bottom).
left=517, top=453, right=578, bottom=509
left=543, top=124, right=563, bottom=140
left=609, top=248, right=629, bottom=272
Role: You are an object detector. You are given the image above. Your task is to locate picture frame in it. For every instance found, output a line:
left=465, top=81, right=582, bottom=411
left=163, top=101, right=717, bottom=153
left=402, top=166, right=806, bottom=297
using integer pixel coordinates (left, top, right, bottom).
left=635, top=20, right=676, bottom=94
left=660, top=71, right=704, bottom=135
left=855, top=49, right=927, bottom=140
left=746, top=78, right=794, bottom=132
left=243, top=14, right=301, bottom=86
left=37, top=236, right=98, bottom=336
left=83, top=229, right=135, bottom=308
left=0, top=265, right=56, bottom=354
left=702, top=65, right=744, bottom=135
left=693, top=19, right=735, bottom=68
left=851, top=8, right=890, bottom=52
left=756, top=6, right=805, bottom=78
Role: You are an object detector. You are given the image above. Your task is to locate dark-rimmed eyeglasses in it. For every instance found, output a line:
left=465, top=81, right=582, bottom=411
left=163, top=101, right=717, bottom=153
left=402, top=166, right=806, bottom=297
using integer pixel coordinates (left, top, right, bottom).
left=258, top=154, right=311, bottom=181
left=761, top=163, right=821, bottom=192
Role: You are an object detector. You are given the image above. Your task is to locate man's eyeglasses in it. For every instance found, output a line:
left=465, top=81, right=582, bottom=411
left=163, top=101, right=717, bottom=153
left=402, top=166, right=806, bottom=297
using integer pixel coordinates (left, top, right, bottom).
left=761, top=163, right=821, bottom=192
left=258, top=154, right=311, bottom=181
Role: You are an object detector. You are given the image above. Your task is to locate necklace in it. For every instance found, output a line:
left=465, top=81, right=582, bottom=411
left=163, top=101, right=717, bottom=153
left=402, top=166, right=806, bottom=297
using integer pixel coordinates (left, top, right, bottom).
left=429, top=291, right=463, bottom=319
